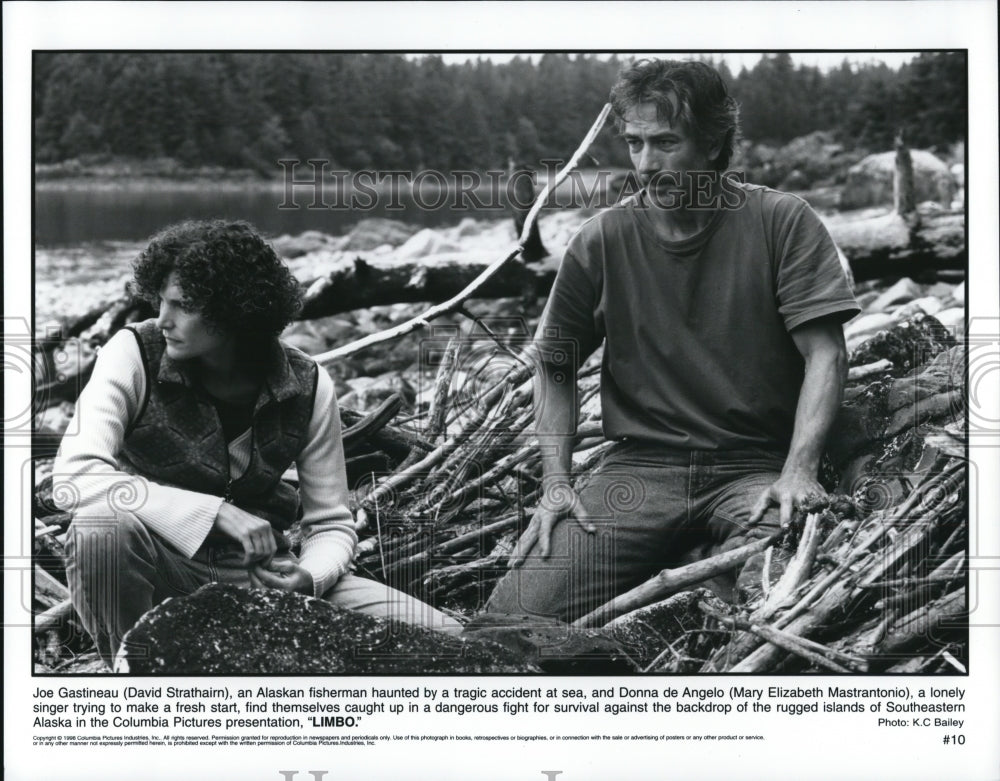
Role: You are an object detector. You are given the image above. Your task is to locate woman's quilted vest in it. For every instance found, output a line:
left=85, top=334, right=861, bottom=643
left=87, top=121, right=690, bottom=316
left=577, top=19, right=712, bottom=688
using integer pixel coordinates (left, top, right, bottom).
left=120, top=319, right=318, bottom=531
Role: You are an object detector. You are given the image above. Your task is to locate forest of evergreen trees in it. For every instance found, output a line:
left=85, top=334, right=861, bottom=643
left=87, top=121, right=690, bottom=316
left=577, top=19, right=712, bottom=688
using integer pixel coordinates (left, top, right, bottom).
left=33, top=52, right=966, bottom=175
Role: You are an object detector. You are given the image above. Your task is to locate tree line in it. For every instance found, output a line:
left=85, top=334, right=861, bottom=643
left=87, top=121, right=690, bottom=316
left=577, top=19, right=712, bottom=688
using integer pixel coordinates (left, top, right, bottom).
left=34, top=52, right=966, bottom=175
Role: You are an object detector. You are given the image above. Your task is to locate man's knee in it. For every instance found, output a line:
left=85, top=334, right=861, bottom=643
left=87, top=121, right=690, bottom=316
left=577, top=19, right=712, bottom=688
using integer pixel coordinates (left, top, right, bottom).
left=485, top=565, right=572, bottom=622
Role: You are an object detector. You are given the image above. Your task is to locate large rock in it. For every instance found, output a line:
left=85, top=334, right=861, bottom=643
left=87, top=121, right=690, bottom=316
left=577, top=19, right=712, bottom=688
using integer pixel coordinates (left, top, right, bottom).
left=840, top=150, right=955, bottom=210
left=950, top=163, right=964, bottom=188
left=892, top=296, right=943, bottom=321
left=394, top=228, right=461, bottom=260
left=271, top=230, right=345, bottom=259
left=934, top=307, right=964, bottom=331
left=342, top=218, right=421, bottom=251
left=279, top=321, right=331, bottom=355
left=117, top=583, right=538, bottom=674
left=739, top=132, right=861, bottom=190
left=849, top=313, right=955, bottom=372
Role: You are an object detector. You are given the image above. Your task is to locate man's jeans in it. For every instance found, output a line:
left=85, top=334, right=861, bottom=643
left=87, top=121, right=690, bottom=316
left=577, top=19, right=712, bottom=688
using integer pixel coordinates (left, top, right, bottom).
left=487, top=441, right=787, bottom=623
left=65, top=516, right=462, bottom=666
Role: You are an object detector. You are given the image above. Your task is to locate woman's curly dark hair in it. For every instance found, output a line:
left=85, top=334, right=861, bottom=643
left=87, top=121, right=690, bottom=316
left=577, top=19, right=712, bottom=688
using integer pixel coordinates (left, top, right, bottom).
left=610, top=59, right=741, bottom=172
left=131, top=219, right=302, bottom=344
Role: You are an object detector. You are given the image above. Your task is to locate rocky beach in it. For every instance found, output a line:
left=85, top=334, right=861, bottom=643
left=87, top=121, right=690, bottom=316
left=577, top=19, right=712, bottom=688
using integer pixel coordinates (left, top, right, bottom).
left=32, top=197, right=968, bottom=674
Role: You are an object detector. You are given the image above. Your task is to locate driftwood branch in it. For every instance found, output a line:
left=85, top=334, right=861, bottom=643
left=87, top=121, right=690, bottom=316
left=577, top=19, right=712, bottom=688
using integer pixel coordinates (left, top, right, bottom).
left=355, top=363, right=534, bottom=528
left=311, top=103, right=612, bottom=366
left=572, top=532, right=780, bottom=628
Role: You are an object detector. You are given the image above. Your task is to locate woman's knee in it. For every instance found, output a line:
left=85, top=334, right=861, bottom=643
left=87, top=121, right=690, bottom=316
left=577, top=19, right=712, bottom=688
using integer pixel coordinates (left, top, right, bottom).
left=324, top=574, right=462, bottom=634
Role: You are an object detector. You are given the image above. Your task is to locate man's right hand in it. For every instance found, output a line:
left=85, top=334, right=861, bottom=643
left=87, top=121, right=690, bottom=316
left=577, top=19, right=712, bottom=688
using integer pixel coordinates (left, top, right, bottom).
left=213, top=502, right=277, bottom=566
left=508, top=479, right=595, bottom=569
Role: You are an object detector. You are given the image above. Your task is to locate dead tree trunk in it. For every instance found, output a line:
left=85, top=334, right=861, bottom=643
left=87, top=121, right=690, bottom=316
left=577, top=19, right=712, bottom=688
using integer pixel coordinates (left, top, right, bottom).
left=894, top=130, right=918, bottom=220
left=826, top=212, right=963, bottom=281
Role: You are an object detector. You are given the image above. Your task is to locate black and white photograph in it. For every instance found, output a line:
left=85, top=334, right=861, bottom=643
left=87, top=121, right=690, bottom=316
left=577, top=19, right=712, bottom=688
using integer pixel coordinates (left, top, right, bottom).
left=29, top=46, right=971, bottom=675
left=5, top=2, right=999, bottom=780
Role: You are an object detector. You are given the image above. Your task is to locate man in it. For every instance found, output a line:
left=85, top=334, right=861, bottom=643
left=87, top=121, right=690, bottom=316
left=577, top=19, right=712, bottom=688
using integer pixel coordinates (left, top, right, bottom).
left=487, top=59, right=859, bottom=623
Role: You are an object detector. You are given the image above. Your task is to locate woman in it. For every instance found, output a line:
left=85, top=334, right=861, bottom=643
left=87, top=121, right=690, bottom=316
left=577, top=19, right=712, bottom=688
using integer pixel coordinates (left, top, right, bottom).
left=56, top=219, right=460, bottom=666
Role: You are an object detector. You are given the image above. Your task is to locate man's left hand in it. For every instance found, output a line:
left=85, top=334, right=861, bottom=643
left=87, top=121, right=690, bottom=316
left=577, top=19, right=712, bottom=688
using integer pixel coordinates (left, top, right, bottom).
left=249, top=560, right=314, bottom=596
left=749, top=470, right=826, bottom=530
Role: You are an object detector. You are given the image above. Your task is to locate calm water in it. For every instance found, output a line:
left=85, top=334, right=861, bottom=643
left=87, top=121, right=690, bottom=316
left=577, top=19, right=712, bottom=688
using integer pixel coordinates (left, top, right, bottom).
left=34, top=183, right=507, bottom=246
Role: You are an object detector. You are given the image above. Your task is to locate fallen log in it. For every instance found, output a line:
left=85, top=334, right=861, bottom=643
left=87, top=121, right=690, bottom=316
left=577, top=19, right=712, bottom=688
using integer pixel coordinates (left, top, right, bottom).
left=876, top=587, right=966, bottom=656
left=34, top=565, right=69, bottom=608
left=34, top=599, right=75, bottom=635
left=825, top=211, right=964, bottom=282
left=339, top=395, right=436, bottom=463
left=42, top=205, right=964, bottom=359
left=299, top=254, right=558, bottom=320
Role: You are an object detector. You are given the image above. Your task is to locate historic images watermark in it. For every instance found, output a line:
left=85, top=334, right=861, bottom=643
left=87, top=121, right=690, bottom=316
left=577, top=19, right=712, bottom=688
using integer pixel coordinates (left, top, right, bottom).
left=276, top=159, right=748, bottom=213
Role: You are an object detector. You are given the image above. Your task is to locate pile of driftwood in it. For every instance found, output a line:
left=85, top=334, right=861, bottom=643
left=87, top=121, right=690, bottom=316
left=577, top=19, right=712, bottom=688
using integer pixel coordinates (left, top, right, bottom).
left=30, top=107, right=966, bottom=673
left=30, top=301, right=968, bottom=675
left=328, top=308, right=967, bottom=674
left=344, top=340, right=606, bottom=612
left=697, top=459, right=965, bottom=673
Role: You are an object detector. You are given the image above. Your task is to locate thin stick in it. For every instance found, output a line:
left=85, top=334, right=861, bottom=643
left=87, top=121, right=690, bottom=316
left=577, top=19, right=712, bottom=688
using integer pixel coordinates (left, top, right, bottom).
left=458, top=307, right=530, bottom=367
left=863, top=570, right=965, bottom=589
left=311, top=103, right=612, bottom=366
left=431, top=446, right=536, bottom=519
left=699, top=514, right=822, bottom=669
left=761, top=546, right=773, bottom=600
left=517, top=103, right=613, bottom=246
left=372, top=473, right=387, bottom=581
left=426, top=336, right=462, bottom=442
left=641, top=639, right=683, bottom=673
left=772, top=464, right=962, bottom=631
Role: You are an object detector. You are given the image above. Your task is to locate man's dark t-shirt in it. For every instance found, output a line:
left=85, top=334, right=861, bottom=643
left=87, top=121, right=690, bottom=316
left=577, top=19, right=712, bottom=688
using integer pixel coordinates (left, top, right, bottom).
left=539, top=182, right=860, bottom=451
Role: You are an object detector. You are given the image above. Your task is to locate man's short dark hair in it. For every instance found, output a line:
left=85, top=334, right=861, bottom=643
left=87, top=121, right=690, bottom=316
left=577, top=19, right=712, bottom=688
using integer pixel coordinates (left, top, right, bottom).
left=131, top=219, right=302, bottom=344
left=609, top=59, right=741, bottom=172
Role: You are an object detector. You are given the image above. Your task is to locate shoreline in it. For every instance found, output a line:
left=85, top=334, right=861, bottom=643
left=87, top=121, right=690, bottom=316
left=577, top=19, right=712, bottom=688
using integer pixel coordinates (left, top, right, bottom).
left=34, top=165, right=631, bottom=191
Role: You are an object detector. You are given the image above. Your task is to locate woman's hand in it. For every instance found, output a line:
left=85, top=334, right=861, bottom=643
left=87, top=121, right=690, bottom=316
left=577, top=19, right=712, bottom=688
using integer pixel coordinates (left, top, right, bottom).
left=249, top=560, right=314, bottom=595
left=213, top=502, right=277, bottom=566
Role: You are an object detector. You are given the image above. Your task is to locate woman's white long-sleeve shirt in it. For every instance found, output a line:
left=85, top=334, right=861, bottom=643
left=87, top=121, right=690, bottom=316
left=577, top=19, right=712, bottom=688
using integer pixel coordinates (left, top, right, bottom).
left=53, top=329, right=358, bottom=597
